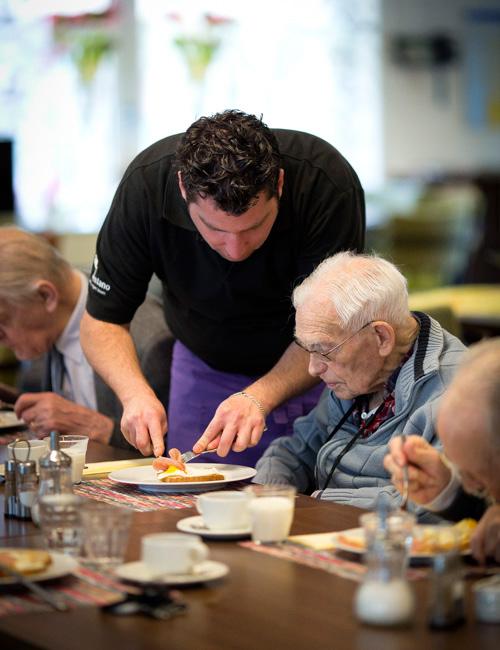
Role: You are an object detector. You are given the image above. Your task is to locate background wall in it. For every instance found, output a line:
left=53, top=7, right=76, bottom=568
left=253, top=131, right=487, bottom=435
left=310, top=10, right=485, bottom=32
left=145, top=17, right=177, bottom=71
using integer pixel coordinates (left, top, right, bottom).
left=383, top=0, right=500, bottom=177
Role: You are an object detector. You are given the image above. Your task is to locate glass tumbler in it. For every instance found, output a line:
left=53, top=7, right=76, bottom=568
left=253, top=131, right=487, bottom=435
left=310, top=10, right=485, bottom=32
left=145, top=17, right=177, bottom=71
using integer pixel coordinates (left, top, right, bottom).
left=39, top=493, right=83, bottom=556
left=80, top=502, right=133, bottom=569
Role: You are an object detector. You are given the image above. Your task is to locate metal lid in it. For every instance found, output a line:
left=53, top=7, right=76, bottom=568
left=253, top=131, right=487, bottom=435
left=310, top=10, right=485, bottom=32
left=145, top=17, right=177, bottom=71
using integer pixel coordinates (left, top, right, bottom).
left=433, top=550, right=462, bottom=572
left=16, top=460, right=37, bottom=476
left=4, top=459, right=17, bottom=475
left=39, top=431, right=71, bottom=469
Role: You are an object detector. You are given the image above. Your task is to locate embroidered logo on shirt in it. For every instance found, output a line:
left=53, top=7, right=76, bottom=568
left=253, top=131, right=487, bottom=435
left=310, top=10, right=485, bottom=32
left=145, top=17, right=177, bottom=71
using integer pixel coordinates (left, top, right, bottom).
left=89, top=254, right=111, bottom=296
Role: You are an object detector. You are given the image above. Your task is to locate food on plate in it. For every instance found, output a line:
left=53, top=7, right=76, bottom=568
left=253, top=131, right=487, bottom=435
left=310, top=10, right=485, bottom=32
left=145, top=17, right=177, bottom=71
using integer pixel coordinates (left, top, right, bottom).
left=0, top=411, right=20, bottom=427
left=157, top=466, right=225, bottom=483
left=412, top=518, right=477, bottom=554
left=152, top=457, right=224, bottom=483
left=152, top=456, right=181, bottom=472
left=0, top=548, right=52, bottom=576
left=337, top=518, right=477, bottom=555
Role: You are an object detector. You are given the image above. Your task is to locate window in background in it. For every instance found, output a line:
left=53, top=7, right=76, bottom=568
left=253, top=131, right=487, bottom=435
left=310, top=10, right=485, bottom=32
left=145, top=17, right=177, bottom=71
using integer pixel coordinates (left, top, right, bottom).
left=138, top=0, right=383, bottom=194
left=5, top=0, right=382, bottom=233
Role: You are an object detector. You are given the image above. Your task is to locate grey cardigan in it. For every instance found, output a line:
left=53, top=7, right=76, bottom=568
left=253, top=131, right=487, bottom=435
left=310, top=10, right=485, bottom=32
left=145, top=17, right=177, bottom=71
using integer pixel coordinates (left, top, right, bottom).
left=254, top=313, right=466, bottom=517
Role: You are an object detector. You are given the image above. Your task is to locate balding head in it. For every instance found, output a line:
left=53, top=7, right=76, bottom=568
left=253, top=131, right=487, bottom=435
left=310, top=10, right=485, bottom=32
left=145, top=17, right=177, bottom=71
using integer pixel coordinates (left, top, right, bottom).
left=438, top=338, right=500, bottom=500
left=0, top=227, right=80, bottom=360
left=0, top=227, right=72, bottom=307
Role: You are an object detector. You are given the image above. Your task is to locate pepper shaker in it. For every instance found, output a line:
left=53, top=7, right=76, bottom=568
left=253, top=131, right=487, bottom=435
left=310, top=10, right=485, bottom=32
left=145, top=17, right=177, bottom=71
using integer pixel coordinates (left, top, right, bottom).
left=428, top=550, right=465, bottom=629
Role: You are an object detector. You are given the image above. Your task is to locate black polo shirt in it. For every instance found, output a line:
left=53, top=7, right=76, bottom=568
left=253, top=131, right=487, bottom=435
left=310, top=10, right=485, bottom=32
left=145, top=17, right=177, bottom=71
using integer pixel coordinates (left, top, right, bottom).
left=87, top=129, right=365, bottom=375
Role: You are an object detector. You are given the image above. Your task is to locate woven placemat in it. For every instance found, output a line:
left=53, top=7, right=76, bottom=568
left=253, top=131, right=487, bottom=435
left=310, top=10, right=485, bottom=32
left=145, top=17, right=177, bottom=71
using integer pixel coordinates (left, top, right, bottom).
left=73, top=478, right=198, bottom=511
left=239, top=540, right=428, bottom=582
left=73, top=478, right=251, bottom=512
left=0, top=566, right=132, bottom=617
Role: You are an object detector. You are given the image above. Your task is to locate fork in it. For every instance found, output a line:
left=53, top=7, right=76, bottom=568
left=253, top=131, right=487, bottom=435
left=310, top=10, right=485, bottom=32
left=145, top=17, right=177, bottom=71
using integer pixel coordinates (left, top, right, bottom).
left=400, top=434, right=409, bottom=511
left=180, top=449, right=216, bottom=464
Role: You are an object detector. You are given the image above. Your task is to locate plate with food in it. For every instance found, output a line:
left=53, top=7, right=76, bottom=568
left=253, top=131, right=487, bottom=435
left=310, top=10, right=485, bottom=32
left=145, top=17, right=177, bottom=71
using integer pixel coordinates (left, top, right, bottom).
left=0, top=548, right=78, bottom=585
left=108, top=462, right=256, bottom=493
left=0, top=410, right=25, bottom=431
left=331, top=519, right=477, bottom=560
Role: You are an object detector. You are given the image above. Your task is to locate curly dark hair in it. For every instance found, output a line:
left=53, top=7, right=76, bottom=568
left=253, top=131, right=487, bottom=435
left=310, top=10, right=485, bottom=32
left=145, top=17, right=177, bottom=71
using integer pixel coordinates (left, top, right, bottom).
left=175, top=110, right=281, bottom=215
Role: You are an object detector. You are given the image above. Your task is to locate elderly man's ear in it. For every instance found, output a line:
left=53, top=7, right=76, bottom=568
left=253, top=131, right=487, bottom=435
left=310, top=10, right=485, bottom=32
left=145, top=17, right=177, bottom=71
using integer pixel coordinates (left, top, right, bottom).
left=372, top=321, right=396, bottom=357
left=34, top=280, right=59, bottom=314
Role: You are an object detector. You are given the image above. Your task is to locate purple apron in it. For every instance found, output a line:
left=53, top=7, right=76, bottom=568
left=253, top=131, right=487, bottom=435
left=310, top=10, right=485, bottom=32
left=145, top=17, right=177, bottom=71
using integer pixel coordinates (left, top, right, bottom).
left=166, top=341, right=324, bottom=467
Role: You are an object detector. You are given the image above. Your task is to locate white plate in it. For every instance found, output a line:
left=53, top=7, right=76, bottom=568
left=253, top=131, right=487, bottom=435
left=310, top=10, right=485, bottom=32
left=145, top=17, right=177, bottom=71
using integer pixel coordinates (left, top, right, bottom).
left=0, top=550, right=78, bottom=585
left=0, top=410, right=25, bottom=431
left=108, top=463, right=256, bottom=493
left=177, top=515, right=251, bottom=539
left=331, top=527, right=471, bottom=560
left=114, top=560, right=229, bottom=586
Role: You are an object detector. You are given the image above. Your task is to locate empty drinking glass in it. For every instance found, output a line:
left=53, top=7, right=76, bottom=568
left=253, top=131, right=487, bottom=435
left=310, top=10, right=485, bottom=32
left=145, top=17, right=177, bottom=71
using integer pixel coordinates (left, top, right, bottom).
left=80, top=502, right=133, bottom=569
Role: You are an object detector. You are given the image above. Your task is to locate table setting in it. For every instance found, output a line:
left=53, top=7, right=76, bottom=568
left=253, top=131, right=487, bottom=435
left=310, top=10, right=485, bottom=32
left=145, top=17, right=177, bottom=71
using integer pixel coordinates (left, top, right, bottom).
left=0, top=437, right=499, bottom=650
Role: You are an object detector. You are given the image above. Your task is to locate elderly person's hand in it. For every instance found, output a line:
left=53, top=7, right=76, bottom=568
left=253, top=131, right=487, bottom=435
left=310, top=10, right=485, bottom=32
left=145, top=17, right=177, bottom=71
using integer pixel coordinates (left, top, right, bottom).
left=14, top=392, right=114, bottom=444
left=193, top=392, right=266, bottom=457
left=120, top=390, right=167, bottom=457
left=471, top=505, right=500, bottom=565
left=384, top=435, right=452, bottom=505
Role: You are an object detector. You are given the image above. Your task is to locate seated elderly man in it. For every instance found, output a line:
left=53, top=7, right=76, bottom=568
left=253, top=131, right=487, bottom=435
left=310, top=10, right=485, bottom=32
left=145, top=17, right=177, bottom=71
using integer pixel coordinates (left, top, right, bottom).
left=254, top=251, right=466, bottom=512
left=0, top=227, right=172, bottom=448
left=385, top=338, right=500, bottom=563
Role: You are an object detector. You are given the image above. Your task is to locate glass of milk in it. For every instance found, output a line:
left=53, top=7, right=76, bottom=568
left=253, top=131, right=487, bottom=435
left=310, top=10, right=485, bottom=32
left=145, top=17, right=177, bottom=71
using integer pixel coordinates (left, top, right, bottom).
left=59, top=435, right=89, bottom=483
left=244, top=484, right=296, bottom=543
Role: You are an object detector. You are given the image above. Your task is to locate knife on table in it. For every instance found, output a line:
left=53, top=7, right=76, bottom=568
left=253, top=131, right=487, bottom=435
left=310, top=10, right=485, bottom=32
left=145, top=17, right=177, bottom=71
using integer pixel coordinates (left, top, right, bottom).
left=0, top=561, right=69, bottom=612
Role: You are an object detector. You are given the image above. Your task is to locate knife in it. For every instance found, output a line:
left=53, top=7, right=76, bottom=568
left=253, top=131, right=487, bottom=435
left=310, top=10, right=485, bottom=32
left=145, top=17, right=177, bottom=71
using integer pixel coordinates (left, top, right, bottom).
left=0, top=561, right=69, bottom=612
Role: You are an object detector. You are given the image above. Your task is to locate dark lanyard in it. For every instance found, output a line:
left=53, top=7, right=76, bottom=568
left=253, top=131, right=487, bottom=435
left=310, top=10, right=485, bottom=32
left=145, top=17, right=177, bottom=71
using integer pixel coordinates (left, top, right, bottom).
left=318, top=399, right=385, bottom=492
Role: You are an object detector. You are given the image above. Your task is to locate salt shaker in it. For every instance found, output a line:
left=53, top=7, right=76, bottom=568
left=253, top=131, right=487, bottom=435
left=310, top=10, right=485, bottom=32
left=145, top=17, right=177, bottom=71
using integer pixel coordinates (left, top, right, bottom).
left=15, top=460, right=38, bottom=520
left=32, top=431, right=73, bottom=525
left=428, top=550, right=465, bottom=629
left=3, top=459, right=18, bottom=518
left=355, top=504, right=415, bottom=627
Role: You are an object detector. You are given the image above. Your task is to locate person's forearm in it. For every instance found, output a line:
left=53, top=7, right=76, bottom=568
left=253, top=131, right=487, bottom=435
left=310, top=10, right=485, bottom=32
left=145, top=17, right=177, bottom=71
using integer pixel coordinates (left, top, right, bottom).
left=80, top=311, right=155, bottom=405
left=242, top=342, right=320, bottom=414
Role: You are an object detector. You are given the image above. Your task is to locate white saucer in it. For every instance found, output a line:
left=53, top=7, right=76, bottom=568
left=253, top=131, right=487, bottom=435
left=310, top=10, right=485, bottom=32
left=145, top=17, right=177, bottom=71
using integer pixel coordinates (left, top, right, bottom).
left=177, top=515, right=251, bottom=539
left=114, top=560, right=229, bottom=586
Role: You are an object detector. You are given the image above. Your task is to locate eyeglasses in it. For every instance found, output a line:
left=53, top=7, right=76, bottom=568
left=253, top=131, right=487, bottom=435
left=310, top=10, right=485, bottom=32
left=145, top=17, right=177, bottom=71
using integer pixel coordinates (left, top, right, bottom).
left=294, top=321, right=373, bottom=362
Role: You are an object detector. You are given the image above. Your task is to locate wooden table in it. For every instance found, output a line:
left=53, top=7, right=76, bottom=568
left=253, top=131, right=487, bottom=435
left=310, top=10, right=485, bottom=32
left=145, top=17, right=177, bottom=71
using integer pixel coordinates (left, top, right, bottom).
left=0, top=442, right=498, bottom=650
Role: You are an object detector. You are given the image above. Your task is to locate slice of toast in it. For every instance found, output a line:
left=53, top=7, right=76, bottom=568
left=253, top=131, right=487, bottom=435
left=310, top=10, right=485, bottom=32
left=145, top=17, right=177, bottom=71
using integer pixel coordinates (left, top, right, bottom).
left=158, top=471, right=225, bottom=483
left=0, top=549, right=52, bottom=576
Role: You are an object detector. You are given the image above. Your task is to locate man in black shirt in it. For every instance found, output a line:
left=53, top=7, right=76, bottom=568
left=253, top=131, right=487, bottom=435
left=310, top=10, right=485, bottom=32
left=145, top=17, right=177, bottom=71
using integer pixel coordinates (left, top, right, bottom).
left=81, top=110, right=365, bottom=464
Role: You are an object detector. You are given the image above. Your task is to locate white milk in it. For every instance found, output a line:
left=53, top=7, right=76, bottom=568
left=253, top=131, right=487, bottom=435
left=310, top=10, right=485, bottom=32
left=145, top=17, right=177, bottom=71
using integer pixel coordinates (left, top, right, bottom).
left=355, top=579, right=415, bottom=626
left=248, top=496, right=294, bottom=543
left=63, top=448, right=86, bottom=483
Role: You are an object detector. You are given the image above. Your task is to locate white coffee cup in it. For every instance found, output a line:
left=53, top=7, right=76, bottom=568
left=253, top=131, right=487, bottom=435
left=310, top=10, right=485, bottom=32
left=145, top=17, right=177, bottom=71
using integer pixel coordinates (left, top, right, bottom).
left=141, top=533, right=208, bottom=575
left=197, top=491, right=251, bottom=530
left=8, top=439, right=49, bottom=471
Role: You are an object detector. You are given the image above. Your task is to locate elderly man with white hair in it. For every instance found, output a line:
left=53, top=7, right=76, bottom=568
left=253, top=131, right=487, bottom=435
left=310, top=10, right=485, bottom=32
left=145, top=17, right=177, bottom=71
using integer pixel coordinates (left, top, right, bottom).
left=385, top=338, right=500, bottom=563
left=254, top=251, right=466, bottom=513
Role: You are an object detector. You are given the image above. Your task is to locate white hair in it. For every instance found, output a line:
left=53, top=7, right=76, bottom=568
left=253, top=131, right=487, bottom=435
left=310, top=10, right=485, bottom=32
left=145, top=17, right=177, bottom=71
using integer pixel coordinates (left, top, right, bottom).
left=293, top=251, right=409, bottom=332
left=0, top=227, right=71, bottom=306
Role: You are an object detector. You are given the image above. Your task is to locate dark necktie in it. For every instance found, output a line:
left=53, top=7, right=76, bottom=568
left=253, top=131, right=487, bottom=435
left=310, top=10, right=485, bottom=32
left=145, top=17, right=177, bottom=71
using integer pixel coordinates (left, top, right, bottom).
left=50, top=347, right=66, bottom=393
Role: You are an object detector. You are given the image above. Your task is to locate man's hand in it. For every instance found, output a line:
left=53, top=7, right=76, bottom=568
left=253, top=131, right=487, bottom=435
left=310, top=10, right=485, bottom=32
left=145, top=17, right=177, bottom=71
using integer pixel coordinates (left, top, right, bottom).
left=120, top=391, right=167, bottom=457
left=14, top=392, right=114, bottom=444
left=193, top=393, right=266, bottom=457
left=384, top=435, right=452, bottom=505
left=152, top=448, right=186, bottom=473
left=471, top=504, right=500, bottom=564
